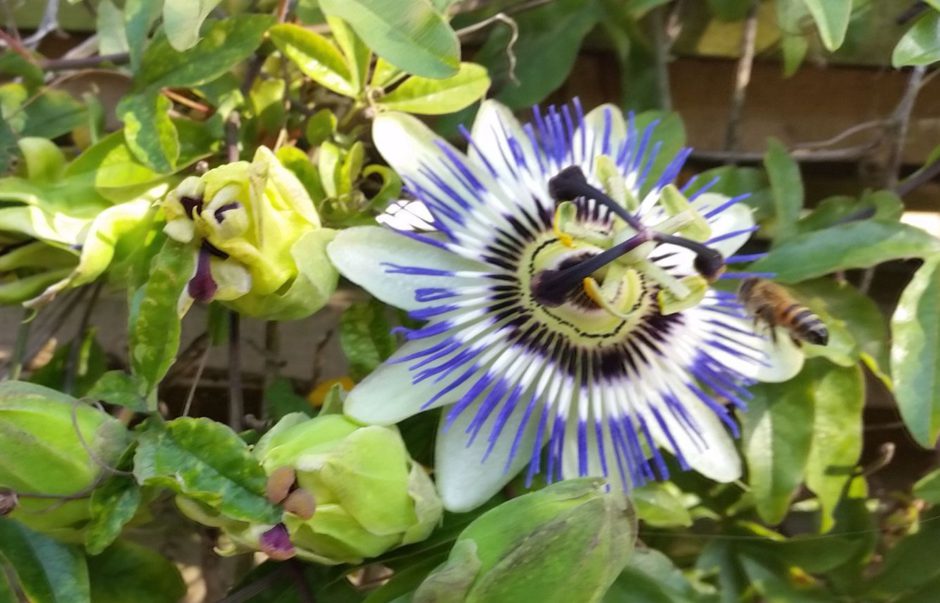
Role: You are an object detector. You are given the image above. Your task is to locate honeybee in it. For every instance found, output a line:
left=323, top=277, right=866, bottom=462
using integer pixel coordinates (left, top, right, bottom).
left=738, top=278, right=829, bottom=346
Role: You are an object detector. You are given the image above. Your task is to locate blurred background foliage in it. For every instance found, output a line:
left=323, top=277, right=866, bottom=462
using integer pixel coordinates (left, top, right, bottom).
left=0, top=0, right=939, bottom=602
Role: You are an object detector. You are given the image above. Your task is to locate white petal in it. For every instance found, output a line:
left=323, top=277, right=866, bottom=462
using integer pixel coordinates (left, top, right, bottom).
left=435, top=397, right=538, bottom=512
left=327, top=226, right=487, bottom=311
left=656, top=381, right=742, bottom=482
left=469, top=100, right=538, bottom=182
left=573, top=103, right=627, bottom=170
left=704, top=198, right=755, bottom=257
left=344, top=336, right=473, bottom=425
left=753, top=327, right=805, bottom=382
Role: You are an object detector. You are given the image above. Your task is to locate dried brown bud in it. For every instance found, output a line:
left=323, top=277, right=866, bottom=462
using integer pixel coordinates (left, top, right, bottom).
left=265, top=466, right=296, bottom=504
left=283, top=488, right=316, bottom=520
left=0, top=489, right=17, bottom=516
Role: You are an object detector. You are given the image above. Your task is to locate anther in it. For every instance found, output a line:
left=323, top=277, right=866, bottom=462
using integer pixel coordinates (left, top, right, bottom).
left=548, top=166, right=646, bottom=232
left=653, top=233, right=726, bottom=281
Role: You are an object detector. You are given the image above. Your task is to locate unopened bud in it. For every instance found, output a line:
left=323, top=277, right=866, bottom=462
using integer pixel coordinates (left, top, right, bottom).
left=265, top=466, right=296, bottom=504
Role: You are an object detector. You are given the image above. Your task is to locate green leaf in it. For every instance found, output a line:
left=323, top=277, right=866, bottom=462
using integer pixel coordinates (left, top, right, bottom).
left=0, top=519, right=90, bottom=603
left=604, top=547, right=705, bottom=603
left=764, top=138, right=802, bottom=244
left=269, top=24, right=357, bottom=97
left=134, top=417, right=282, bottom=524
left=796, top=191, right=903, bottom=234
left=135, top=15, right=274, bottom=91
left=97, top=0, right=129, bottom=55
left=84, top=471, right=141, bottom=555
left=631, top=482, right=692, bottom=528
left=87, top=541, right=185, bottom=603
left=340, top=299, right=396, bottom=380
left=163, top=0, right=222, bottom=51
left=305, top=109, right=337, bottom=146
left=124, top=0, right=162, bottom=72
left=328, top=16, right=372, bottom=94
left=751, top=221, right=940, bottom=283
left=265, top=377, right=313, bottom=421
left=893, top=11, right=940, bottom=67
left=319, top=0, right=459, bottom=78
left=128, top=239, right=193, bottom=397
left=117, top=92, right=180, bottom=173
left=804, top=362, right=864, bottom=532
left=891, top=256, right=940, bottom=447
left=20, top=89, right=86, bottom=140
left=791, top=278, right=891, bottom=387
left=377, top=63, right=490, bottom=115
left=85, top=371, right=149, bottom=411
left=742, top=366, right=817, bottom=525
left=914, top=467, right=940, bottom=504
left=800, top=0, right=852, bottom=51
left=475, top=0, right=601, bottom=108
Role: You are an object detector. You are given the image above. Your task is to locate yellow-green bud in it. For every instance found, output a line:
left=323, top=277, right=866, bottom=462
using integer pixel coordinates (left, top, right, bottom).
left=414, top=479, right=636, bottom=603
left=0, top=382, right=129, bottom=541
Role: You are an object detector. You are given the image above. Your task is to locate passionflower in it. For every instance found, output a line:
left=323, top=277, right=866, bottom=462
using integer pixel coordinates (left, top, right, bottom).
left=163, top=146, right=338, bottom=320
left=327, top=100, right=803, bottom=512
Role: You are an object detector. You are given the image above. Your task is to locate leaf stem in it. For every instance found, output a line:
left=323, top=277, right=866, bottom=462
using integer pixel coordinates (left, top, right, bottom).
left=228, top=311, right=244, bottom=432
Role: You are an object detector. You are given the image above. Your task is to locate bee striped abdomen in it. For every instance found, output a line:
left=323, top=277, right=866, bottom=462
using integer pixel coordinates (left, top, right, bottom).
left=780, top=303, right=828, bottom=345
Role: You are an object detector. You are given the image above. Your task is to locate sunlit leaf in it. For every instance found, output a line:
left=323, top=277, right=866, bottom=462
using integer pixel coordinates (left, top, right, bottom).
left=134, top=417, right=282, bottom=524
left=892, top=256, right=940, bottom=447
left=751, top=221, right=940, bottom=283
left=377, top=63, right=490, bottom=115
left=128, top=239, right=193, bottom=396
left=117, top=93, right=180, bottom=172
left=163, top=0, right=222, bottom=51
left=319, top=0, right=459, bottom=78
left=893, top=11, right=940, bottom=67
left=800, top=0, right=852, bottom=51
left=269, top=24, right=357, bottom=97
left=742, top=364, right=817, bottom=525
left=764, top=138, right=802, bottom=244
left=804, top=362, right=864, bottom=533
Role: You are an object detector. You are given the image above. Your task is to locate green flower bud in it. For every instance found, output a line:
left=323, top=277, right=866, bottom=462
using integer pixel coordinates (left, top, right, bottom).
left=0, top=382, right=129, bottom=541
left=252, top=413, right=443, bottom=565
left=163, top=147, right=338, bottom=320
left=414, top=479, right=636, bottom=603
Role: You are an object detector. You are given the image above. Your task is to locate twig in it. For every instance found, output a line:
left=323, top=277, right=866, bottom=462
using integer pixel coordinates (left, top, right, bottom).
left=650, top=5, right=672, bottom=111
left=22, top=0, right=59, bottom=49
left=63, top=282, right=103, bottom=395
left=275, top=0, right=291, bottom=23
left=0, top=27, right=32, bottom=60
left=896, top=155, right=940, bottom=197
left=8, top=308, right=31, bottom=381
left=793, top=119, right=886, bottom=151
left=227, top=312, right=244, bottom=432
left=691, top=142, right=878, bottom=164
left=723, top=0, right=760, bottom=153
left=457, top=14, right=520, bottom=85
left=163, top=89, right=213, bottom=115
left=262, top=321, right=280, bottom=420
left=886, top=65, right=926, bottom=189
left=41, top=52, right=130, bottom=71
left=182, top=339, right=212, bottom=418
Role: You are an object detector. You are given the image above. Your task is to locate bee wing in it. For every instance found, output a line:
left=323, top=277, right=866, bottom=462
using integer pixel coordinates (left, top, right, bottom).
left=376, top=199, right=437, bottom=232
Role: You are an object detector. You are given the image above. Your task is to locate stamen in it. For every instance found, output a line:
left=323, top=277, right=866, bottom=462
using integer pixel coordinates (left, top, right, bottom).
left=548, top=166, right=645, bottom=232
left=653, top=232, right=725, bottom=281
left=531, top=231, right=651, bottom=306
